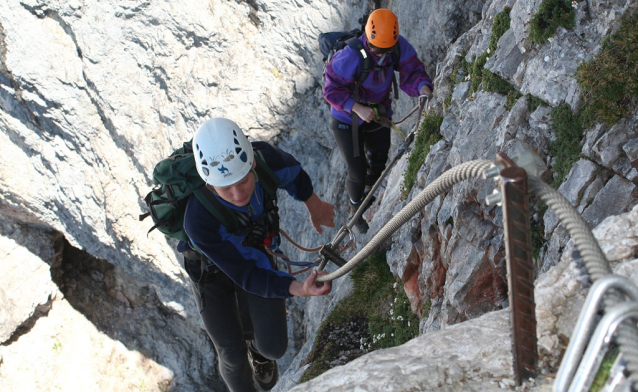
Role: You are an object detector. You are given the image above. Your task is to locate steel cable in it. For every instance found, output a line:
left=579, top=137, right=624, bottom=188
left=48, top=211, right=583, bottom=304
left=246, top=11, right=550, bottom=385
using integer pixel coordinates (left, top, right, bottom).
left=316, top=159, right=494, bottom=282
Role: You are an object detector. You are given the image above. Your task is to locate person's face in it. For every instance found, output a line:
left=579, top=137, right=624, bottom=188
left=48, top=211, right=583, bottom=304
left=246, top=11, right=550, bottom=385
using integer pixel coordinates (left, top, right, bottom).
left=368, top=42, right=394, bottom=56
left=212, top=161, right=256, bottom=207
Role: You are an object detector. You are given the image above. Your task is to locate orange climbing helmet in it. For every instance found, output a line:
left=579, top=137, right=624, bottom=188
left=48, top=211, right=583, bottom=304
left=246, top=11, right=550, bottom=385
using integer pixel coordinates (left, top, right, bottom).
left=365, top=9, right=399, bottom=48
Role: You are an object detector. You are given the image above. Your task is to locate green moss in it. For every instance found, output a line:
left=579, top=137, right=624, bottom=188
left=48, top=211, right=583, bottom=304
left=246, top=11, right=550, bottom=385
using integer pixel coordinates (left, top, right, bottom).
left=549, top=103, right=583, bottom=187
left=590, top=347, right=619, bottom=392
left=483, top=70, right=513, bottom=95
left=421, top=300, right=431, bottom=315
left=489, top=7, right=512, bottom=53
left=479, top=69, right=523, bottom=110
left=529, top=0, right=576, bottom=44
left=448, top=53, right=470, bottom=89
left=402, top=113, right=444, bottom=199
left=526, top=93, right=548, bottom=113
left=444, top=94, right=452, bottom=110
left=466, top=8, right=515, bottom=98
left=577, top=13, right=638, bottom=126
left=445, top=53, right=470, bottom=108
left=469, top=53, right=489, bottom=94
left=300, top=253, right=420, bottom=382
left=505, top=90, right=524, bottom=110
left=546, top=12, right=638, bottom=185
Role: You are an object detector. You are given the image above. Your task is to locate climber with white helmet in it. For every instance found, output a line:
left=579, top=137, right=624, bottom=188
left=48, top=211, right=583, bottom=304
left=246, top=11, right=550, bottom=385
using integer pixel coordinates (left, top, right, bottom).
left=323, top=8, right=434, bottom=233
left=177, top=118, right=335, bottom=391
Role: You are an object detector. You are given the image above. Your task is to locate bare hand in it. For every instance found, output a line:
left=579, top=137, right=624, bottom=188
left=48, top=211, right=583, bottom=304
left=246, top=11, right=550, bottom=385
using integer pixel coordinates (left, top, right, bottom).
left=351, top=103, right=376, bottom=123
left=289, top=270, right=332, bottom=297
left=420, top=85, right=433, bottom=99
left=304, top=193, right=335, bottom=234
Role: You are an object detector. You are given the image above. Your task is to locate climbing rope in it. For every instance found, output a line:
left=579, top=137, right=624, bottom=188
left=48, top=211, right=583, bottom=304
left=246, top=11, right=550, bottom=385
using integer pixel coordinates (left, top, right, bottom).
left=316, top=159, right=494, bottom=282
left=529, top=177, right=638, bottom=385
left=265, top=247, right=321, bottom=276
left=279, top=228, right=323, bottom=253
left=364, top=97, right=428, bottom=135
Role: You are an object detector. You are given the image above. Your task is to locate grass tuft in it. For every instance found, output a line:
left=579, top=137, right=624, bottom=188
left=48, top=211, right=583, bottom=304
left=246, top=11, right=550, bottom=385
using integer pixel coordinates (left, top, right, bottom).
left=548, top=13, right=636, bottom=186
left=527, top=93, right=548, bottom=113
left=300, top=253, right=420, bottom=382
left=401, top=114, right=443, bottom=199
left=489, top=7, right=512, bottom=53
left=448, top=53, right=470, bottom=89
left=469, top=53, right=489, bottom=94
left=482, top=70, right=523, bottom=110
left=577, top=13, right=638, bottom=126
left=529, top=0, right=576, bottom=44
left=549, top=103, right=583, bottom=186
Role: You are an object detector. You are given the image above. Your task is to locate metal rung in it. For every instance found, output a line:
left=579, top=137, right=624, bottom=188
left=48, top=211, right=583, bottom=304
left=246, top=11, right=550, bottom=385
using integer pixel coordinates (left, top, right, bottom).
left=554, top=275, right=638, bottom=392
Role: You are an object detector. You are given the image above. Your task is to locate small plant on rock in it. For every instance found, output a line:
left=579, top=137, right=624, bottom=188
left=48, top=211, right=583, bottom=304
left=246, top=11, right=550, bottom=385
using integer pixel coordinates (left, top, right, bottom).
left=401, top=113, right=443, bottom=199
left=577, top=13, right=638, bottom=126
left=300, top=253, right=419, bottom=382
left=529, top=0, right=576, bottom=44
left=549, top=103, right=583, bottom=186
left=489, top=7, right=512, bottom=53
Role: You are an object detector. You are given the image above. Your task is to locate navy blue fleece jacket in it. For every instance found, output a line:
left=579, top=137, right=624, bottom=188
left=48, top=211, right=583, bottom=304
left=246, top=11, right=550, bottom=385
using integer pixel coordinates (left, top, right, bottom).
left=178, top=141, right=313, bottom=299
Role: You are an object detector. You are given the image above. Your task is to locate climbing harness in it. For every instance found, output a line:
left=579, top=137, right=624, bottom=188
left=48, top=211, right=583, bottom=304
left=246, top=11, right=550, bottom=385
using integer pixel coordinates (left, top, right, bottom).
left=267, top=229, right=352, bottom=276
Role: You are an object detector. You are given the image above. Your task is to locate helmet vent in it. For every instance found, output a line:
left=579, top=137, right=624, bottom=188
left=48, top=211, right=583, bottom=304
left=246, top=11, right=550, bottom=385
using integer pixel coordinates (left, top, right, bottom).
left=202, top=167, right=209, bottom=176
left=234, top=138, right=240, bottom=145
left=239, top=151, right=247, bottom=162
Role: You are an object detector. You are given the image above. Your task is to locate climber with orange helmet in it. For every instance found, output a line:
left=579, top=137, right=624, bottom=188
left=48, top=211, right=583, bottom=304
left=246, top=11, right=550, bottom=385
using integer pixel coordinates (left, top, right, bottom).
left=178, top=118, right=335, bottom=391
left=323, top=8, right=433, bottom=234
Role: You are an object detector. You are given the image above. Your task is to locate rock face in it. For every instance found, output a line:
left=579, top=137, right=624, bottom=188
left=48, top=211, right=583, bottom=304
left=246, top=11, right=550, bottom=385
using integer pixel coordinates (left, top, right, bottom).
left=1, top=0, right=637, bottom=391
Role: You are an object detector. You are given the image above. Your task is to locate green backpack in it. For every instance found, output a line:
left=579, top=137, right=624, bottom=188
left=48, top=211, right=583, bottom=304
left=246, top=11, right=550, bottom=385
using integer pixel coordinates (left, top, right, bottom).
left=139, top=141, right=279, bottom=245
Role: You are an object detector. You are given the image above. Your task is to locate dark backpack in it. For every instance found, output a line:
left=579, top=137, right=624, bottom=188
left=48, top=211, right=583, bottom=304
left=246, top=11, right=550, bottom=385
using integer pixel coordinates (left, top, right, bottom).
left=139, top=141, right=279, bottom=248
left=318, top=13, right=401, bottom=102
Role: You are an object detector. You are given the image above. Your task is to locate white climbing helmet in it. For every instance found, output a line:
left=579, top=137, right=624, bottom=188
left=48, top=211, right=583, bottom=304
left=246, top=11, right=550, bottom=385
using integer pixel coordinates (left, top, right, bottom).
left=192, top=118, right=254, bottom=187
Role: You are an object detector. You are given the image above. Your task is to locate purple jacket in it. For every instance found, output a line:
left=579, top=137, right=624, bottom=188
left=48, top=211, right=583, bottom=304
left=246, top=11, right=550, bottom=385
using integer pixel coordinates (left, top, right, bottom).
left=323, top=34, right=433, bottom=125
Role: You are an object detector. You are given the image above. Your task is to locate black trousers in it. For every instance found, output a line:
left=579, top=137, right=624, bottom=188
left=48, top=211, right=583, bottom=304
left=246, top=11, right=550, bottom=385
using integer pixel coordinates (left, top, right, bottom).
left=331, top=117, right=391, bottom=203
left=184, top=254, right=287, bottom=392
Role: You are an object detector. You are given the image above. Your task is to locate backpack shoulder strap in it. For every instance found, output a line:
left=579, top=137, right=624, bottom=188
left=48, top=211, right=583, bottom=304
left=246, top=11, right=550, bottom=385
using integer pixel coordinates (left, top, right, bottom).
left=391, top=44, right=401, bottom=69
left=391, top=44, right=401, bottom=100
left=253, top=149, right=279, bottom=198
left=193, top=185, right=240, bottom=234
left=345, top=37, right=371, bottom=103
